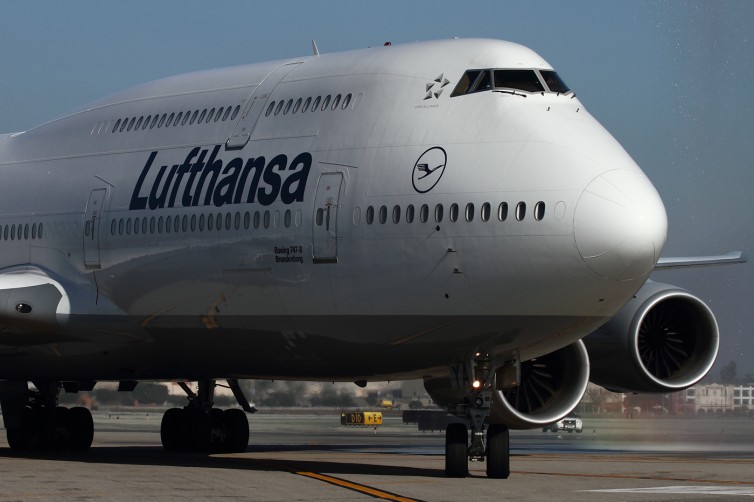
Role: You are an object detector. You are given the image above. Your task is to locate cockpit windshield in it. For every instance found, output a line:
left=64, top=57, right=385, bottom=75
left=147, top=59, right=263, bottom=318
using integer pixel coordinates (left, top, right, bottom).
left=451, top=68, right=571, bottom=96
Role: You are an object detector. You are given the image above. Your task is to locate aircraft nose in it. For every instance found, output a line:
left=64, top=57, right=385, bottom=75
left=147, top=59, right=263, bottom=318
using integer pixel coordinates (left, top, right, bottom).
left=574, top=169, right=667, bottom=281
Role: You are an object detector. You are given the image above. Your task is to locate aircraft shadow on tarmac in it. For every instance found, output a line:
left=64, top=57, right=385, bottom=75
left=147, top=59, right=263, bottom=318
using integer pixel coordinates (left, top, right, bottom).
left=0, top=444, right=446, bottom=478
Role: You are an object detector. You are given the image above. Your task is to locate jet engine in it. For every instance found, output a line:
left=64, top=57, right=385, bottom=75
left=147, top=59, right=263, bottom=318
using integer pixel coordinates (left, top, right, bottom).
left=583, top=281, right=718, bottom=393
left=424, top=340, right=590, bottom=430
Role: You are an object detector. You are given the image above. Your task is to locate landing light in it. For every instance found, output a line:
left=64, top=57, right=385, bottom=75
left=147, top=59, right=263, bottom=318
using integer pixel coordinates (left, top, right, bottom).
left=472, top=380, right=482, bottom=390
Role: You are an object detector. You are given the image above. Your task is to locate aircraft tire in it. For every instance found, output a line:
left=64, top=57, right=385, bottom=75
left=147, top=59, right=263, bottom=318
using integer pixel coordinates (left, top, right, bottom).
left=67, top=407, right=94, bottom=450
left=187, top=410, right=212, bottom=451
left=486, top=424, right=510, bottom=479
left=161, top=408, right=185, bottom=451
left=223, top=408, right=249, bottom=453
left=445, top=422, right=468, bottom=478
left=6, top=425, right=29, bottom=450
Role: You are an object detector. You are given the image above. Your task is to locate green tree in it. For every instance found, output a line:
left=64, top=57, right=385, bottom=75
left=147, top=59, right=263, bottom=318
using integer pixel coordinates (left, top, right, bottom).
left=720, top=360, right=738, bottom=384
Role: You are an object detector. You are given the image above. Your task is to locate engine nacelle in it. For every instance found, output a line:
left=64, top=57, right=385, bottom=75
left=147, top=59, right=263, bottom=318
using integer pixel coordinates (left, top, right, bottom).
left=424, top=340, right=590, bottom=430
left=583, top=281, right=719, bottom=393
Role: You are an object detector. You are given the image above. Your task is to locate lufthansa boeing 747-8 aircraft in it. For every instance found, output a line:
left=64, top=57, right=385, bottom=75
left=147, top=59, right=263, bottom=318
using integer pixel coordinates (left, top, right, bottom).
left=0, top=38, right=744, bottom=478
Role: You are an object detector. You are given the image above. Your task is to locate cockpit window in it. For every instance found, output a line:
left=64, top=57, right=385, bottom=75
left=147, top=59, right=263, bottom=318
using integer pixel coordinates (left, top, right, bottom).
left=451, top=68, right=571, bottom=96
left=451, top=70, right=484, bottom=96
left=540, top=70, right=570, bottom=94
left=493, top=70, right=544, bottom=93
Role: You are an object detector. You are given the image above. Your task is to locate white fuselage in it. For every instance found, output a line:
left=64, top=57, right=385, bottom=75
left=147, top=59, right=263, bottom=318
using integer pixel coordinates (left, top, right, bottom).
left=0, top=39, right=666, bottom=383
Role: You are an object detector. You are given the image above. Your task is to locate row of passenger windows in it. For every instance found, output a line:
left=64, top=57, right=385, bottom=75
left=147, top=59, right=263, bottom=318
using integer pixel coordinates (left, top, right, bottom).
left=106, top=209, right=303, bottom=237
left=2, top=201, right=546, bottom=243
left=0, top=222, right=44, bottom=241
left=96, top=104, right=242, bottom=135
left=265, top=93, right=353, bottom=117
left=353, top=201, right=545, bottom=226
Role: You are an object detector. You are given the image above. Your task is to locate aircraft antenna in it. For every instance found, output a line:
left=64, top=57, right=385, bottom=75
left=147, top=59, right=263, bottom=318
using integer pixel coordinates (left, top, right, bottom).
left=312, top=39, right=320, bottom=56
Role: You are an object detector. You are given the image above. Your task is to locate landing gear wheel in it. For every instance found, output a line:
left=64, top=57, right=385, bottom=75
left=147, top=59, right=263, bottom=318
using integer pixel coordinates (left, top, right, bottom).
left=161, top=408, right=185, bottom=452
left=223, top=409, right=249, bottom=453
left=67, top=407, right=94, bottom=450
left=445, top=423, right=468, bottom=478
left=486, top=424, right=510, bottom=479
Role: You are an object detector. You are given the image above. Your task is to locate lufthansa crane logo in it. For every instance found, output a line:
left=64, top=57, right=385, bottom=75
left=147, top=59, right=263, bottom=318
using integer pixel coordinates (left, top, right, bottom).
left=412, top=147, right=447, bottom=193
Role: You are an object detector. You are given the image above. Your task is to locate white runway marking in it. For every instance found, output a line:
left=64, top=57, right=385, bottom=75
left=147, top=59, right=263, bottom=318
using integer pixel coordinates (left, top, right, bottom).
left=583, top=485, right=754, bottom=497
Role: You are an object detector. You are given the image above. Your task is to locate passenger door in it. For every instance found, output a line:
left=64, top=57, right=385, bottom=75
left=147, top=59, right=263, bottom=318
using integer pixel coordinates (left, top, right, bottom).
left=312, top=173, right=343, bottom=264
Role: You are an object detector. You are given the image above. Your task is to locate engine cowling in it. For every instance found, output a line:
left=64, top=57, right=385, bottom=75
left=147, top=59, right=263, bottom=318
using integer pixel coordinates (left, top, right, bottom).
left=424, top=340, right=590, bottom=430
left=583, top=281, right=718, bottom=393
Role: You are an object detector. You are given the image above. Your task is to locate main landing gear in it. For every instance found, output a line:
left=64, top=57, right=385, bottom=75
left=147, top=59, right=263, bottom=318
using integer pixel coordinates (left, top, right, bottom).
left=0, top=381, right=94, bottom=451
left=160, top=378, right=253, bottom=453
left=444, top=353, right=512, bottom=479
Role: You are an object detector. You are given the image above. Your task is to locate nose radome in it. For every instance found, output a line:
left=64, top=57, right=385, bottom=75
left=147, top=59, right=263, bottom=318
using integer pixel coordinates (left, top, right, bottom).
left=574, top=170, right=668, bottom=281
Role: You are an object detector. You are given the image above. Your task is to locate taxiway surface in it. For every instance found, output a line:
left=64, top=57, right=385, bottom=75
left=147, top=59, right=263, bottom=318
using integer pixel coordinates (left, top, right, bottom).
left=1, top=412, right=753, bottom=501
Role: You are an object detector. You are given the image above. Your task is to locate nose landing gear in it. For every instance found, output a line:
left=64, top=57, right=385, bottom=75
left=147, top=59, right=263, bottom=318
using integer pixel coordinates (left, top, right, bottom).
left=443, top=354, right=512, bottom=479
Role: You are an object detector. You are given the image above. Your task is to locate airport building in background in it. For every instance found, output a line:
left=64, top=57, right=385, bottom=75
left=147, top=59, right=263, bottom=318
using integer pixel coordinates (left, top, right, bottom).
left=579, top=383, right=754, bottom=417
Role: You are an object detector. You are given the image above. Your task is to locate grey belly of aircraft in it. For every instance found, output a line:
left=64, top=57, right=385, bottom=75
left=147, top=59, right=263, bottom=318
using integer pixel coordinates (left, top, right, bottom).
left=0, top=313, right=605, bottom=381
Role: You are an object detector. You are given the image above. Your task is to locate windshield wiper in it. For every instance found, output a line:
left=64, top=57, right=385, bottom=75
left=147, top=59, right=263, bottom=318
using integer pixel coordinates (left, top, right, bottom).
left=493, top=90, right=527, bottom=98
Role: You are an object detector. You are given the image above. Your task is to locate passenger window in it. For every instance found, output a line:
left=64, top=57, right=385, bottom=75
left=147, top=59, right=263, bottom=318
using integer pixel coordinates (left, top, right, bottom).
left=434, top=204, right=444, bottom=223
left=198, top=213, right=205, bottom=231
left=420, top=204, right=429, bottom=223
left=481, top=202, right=491, bottom=222
left=406, top=204, right=415, bottom=223
left=283, top=100, right=293, bottom=115
left=284, top=209, right=292, bottom=228
left=449, top=203, right=459, bottom=222
left=254, top=211, right=260, bottom=229
left=244, top=211, right=250, bottom=229
left=498, top=202, right=509, bottom=221
left=379, top=205, right=387, bottom=224
left=516, top=202, right=527, bottom=221
left=534, top=201, right=546, bottom=221
left=207, top=213, right=214, bottom=231
left=293, top=98, right=302, bottom=114
left=321, top=95, right=331, bottom=111
left=366, top=206, right=375, bottom=225
left=342, top=94, right=352, bottom=109
left=302, top=97, right=312, bottom=113
left=392, top=205, right=401, bottom=224
left=332, top=95, right=341, bottom=110
left=231, top=105, right=241, bottom=120
left=316, top=208, right=324, bottom=226
left=263, top=211, right=270, bottom=229
left=465, top=203, right=475, bottom=222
